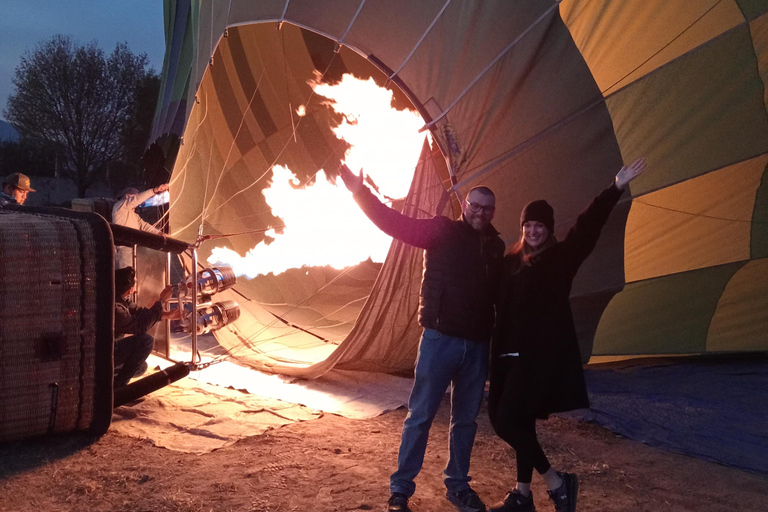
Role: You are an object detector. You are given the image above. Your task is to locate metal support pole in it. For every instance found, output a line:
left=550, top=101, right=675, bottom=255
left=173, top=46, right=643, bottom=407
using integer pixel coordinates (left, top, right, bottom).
left=191, top=248, right=199, bottom=364
left=164, top=251, right=172, bottom=358
left=131, top=244, right=138, bottom=303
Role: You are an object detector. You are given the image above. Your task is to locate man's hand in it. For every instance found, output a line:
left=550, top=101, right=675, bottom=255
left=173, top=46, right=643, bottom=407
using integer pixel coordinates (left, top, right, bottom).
left=615, top=157, right=647, bottom=190
left=162, top=308, right=181, bottom=320
left=338, top=163, right=364, bottom=194
left=159, top=285, right=174, bottom=303
left=153, top=183, right=170, bottom=194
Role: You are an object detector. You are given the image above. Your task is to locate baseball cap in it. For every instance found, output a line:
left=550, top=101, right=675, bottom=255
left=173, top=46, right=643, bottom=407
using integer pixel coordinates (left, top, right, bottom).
left=118, top=187, right=140, bottom=198
left=4, top=173, right=35, bottom=192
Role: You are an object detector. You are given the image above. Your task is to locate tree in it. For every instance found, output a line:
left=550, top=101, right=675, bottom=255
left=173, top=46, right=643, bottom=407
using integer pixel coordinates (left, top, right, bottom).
left=4, top=35, right=158, bottom=197
left=108, top=72, right=163, bottom=192
left=0, top=138, right=57, bottom=179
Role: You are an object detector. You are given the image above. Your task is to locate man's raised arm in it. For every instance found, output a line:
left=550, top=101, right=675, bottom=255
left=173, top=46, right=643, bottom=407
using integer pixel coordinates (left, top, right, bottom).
left=338, top=164, right=446, bottom=250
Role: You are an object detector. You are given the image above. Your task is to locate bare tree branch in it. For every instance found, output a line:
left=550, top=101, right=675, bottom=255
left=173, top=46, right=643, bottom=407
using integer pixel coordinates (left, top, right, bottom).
left=4, top=35, right=157, bottom=197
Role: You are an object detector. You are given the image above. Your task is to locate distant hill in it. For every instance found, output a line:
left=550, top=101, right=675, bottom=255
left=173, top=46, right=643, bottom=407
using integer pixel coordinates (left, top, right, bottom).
left=0, top=120, right=19, bottom=142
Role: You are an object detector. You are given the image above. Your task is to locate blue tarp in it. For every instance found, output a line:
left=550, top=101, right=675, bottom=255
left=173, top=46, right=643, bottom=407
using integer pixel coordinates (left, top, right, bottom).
left=568, top=355, right=768, bottom=474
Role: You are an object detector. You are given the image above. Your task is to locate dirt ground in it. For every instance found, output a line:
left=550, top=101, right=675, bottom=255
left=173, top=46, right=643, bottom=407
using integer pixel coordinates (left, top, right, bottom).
left=1, top=395, right=767, bottom=512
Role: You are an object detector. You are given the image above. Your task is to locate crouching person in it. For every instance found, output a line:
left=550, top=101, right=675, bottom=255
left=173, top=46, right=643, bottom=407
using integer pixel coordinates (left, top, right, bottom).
left=114, top=266, right=179, bottom=388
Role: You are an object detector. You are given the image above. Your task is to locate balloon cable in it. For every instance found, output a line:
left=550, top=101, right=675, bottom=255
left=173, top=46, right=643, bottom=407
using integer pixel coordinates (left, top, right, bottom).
left=422, top=0, right=564, bottom=132
left=202, top=48, right=343, bottom=220
left=389, top=0, right=452, bottom=80
left=338, top=0, right=367, bottom=48
left=601, top=0, right=724, bottom=95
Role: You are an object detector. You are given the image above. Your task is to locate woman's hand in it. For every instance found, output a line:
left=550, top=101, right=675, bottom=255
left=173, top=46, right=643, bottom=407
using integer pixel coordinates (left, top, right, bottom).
left=615, top=158, right=647, bottom=190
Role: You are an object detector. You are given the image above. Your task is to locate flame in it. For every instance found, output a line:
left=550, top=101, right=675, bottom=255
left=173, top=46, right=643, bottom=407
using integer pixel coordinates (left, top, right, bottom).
left=208, top=75, right=425, bottom=277
left=313, top=75, right=424, bottom=198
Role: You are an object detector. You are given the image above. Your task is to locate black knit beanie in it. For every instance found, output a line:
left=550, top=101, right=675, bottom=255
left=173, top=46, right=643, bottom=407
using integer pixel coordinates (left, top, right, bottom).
left=520, top=199, right=555, bottom=233
left=115, top=267, right=136, bottom=298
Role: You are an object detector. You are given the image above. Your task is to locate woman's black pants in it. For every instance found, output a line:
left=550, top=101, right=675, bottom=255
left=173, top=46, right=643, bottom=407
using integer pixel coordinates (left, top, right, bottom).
left=489, top=358, right=551, bottom=483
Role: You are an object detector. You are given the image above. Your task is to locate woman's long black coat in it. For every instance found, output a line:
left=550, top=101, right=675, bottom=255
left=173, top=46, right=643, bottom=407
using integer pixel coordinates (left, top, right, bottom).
left=490, top=184, right=623, bottom=420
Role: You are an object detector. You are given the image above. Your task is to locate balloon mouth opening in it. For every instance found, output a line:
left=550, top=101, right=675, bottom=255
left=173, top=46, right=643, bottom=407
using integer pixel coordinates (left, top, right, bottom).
left=167, top=22, right=442, bottom=368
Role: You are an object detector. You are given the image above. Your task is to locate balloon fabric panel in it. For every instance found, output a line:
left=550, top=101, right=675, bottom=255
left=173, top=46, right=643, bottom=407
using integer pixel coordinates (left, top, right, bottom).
left=623, top=155, right=767, bottom=282
left=593, top=262, right=745, bottom=355
left=154, top=1, right=768, bottom=376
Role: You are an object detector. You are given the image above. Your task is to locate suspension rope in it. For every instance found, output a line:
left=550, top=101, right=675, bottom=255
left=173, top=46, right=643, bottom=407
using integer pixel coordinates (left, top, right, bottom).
left=167, top=86, right=212, bottom=238
left=448, top=0, right=730, bottom=193
left=389, top=0, right=452, bottom=80
left=198, top=225, right=287, bottom=242
left=204, top=263, right=361, bottom=362
left=209, top=0, right=214, bottom=64
left=187, top=281, right=324, bottom=363
left=421, top=0, right=563, bottom=132
left=281, top=28, right=298, bottom=143
left=600, top=0, right=724, bottom=95
left=202, top=48, right=343, bottom=219
left=200, top=69, right=268, bottom=223
left=452, top=92, right=605, bottom=192
left=279, top=0, right=291, bottom=24
left=338, top=0, right=367, bottom=47
left=632, top=199, right=768, bottom=224
left=200, top=171, right=443, bottom=361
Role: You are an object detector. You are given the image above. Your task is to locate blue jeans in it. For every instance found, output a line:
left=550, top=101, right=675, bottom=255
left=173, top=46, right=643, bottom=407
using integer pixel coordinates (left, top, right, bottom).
left=390, top=329, right=489, bottom=497
left=114, top=333, right=154, bottom=388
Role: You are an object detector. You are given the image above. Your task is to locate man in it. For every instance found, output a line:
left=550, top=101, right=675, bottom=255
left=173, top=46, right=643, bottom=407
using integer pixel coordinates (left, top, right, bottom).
left=0, top=172, right=35, bottom=206
left=338, top=164, right=505, bottom=512
left=114, top=266, right=179, bottom=388
left=112, top=183, right=169, bottom=268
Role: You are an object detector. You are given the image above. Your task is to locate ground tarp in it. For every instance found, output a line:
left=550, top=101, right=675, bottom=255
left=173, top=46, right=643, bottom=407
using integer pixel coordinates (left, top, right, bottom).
left=110, top=355, right=412, bottom=453
left=571, top=355, right=768, bottom=474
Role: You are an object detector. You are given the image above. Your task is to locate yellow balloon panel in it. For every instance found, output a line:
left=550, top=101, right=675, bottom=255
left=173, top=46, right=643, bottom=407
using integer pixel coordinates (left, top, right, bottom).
left=605, top=23, right=768, bottom=196
left=706, top=259, right=768, bottom=351
left=560, top=0, right=744, bottom=94
left=624, top=155, right=768, bottom=282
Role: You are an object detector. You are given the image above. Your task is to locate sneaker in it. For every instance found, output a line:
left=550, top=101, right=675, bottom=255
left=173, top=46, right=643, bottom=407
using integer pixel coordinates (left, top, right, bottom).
left=133, top=361, right=149, bottom=377
left=547, top=472, right=578, bottom=512
left=387, top=492, right=410, bottom=512
left=446, top=487, right=486, bottom=512
left=489, top=489, right=536, bottom=512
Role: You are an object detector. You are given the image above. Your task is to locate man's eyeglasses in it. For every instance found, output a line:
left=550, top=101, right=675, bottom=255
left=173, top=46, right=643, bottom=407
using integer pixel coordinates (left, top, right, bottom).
left=465, top=201, right=496, bottom=215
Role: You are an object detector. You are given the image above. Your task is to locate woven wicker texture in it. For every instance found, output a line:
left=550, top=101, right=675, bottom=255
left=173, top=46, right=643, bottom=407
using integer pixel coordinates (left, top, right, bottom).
left=0, top=210, right=100, bottom=441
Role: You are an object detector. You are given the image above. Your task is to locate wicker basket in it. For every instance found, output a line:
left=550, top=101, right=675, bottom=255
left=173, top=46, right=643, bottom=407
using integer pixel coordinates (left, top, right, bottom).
left=0, top=206, right=114, bottom=441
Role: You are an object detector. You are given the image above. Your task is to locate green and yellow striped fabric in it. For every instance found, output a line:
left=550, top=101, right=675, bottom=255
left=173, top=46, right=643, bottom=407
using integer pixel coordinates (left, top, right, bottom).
left=152, top=1, right=768, bottom=376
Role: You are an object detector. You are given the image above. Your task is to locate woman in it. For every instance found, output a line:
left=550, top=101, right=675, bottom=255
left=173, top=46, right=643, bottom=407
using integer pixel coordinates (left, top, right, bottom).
left=488, top=158, right=647, bottom=512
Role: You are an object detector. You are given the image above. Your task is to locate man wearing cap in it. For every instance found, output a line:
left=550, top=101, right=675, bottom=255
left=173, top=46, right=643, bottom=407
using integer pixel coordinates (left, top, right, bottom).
left=0, top=173, right=35, bottom=206
left=112, top=183, right=169, bottom=268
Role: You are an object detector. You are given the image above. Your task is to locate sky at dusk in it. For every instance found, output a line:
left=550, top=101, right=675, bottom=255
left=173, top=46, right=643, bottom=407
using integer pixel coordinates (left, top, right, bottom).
left=0, top=0, right=166, bottom=121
